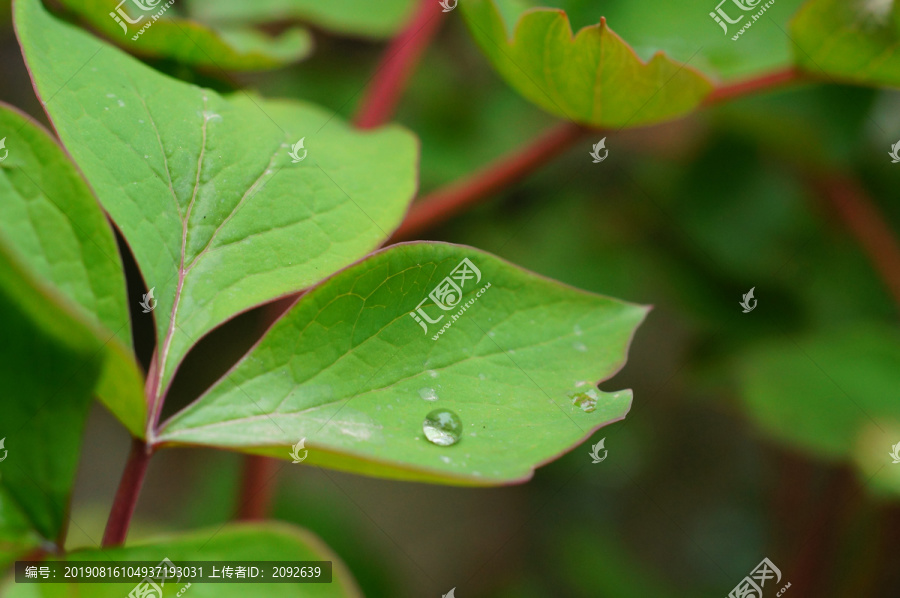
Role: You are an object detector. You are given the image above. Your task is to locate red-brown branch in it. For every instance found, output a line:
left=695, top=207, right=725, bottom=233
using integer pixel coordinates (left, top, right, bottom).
left=391, top=122, right=588, bottom=240
left=704, top=67, right=802, bottom=106
left=813, top=174, right=900, bottom=310
left=354, top=0, right=447, bottom=129
left=235, top=455, right=281, bottom=520
left=103, top=438, right=152, bottom=547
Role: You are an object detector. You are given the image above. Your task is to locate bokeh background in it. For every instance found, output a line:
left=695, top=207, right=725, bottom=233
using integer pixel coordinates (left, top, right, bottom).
left=2, top=0, right=900, bottom=596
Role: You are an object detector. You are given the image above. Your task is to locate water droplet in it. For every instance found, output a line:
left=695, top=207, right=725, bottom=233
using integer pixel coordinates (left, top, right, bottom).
left=440, top=456, right=451, bottom=464
left=575, top=380, right=588, bottom=387
left=574, top=324, right=583, bottom=336
left=570, top=388, right=599, bottom=412
left=418, top=387, right=439, bottom=402
left=423, top=409, right=463, bottom=446
left=427, top=369, right=439, bottom=378
left=488, top=331, right=496, bottom=338
left=573, top=342, right=587, bottom=352
left=478, top=373, right=486, bottom=380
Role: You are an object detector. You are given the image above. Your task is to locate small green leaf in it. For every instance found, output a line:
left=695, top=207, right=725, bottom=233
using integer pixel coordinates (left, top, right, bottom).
left=186, top=0, right=417, bottom=39
left=0, top=241, right=104, bottom=547
left=15, top=0, right=419, bottom=402
left=0, top=103, right=145, bottom=437
left=56, top=0, right=312, bottom=70
left=460, top=0, right=715, bottom=128
left=158, top=243, right=647, bottom=485
left=791, top=0, right=900, bottom=88
left=0, top=522, right=361, bottom=597
left=738, top=327, right=900, bottom=494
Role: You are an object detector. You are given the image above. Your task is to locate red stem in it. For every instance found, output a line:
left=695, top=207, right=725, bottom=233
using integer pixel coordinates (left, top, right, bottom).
left=703, top=67, right=802, bottom=105
left=391, top=122, right=588, bottom=240
left=353, top=0, right=447, bottom=129
left=102, top=438, right=152, bottom=547
left=813, top=174, right=900, bottom=310
left=235, top=455, right=281, bottom=520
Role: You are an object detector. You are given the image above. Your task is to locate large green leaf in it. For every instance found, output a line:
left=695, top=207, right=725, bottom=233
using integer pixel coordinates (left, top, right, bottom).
left=56, top=0, right=312, bottom=71
left=0, top=522, right=361, bottom=597
left=738, top=327, right=900, bottom=495
left=185, top=0, right=417, bottom=39
left=15, top=0, right=419, bottom=407
left=460, top=0, right=715, bottom=128
left=0, top=103, right=145, bottom=437
left=791, top=0, right=900, bottom=88
left=0, top=241, right=105, bottom=549
left=158, top=243, right=648, bottom=485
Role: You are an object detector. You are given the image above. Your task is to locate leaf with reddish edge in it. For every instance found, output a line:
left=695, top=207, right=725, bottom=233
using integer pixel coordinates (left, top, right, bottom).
left=460, top=0, right=715, bottom=128
left=157, top=243, right=648, bottom=486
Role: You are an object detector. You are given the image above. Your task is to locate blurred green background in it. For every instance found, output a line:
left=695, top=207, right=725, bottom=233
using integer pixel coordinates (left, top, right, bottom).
left=2, top=0, right=900, bottom=596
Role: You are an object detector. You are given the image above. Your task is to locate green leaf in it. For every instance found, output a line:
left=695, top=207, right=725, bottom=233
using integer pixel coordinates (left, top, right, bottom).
left=185, top=0, right=417, bottom=39
left=55, top=0, right=312, bottom=71
left=0, top=487, right=44, bottom=569
left=0, top=241, right=105, bottom=546
left=158, top=243, right=647, bottom=485
left=0, top=522, right=361, bottom=597
left=0, top=103, right=146, bottom=437
left=738, top=327, right=900, bottom=494
left=15, top=0, right=419, bottom=402
left=460, top=0, right=715, bottom=128
left=791, top=0, right=900, bottom=88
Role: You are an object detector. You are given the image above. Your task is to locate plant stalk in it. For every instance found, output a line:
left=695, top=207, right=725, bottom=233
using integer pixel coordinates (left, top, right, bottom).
left=235, top=455, right=281, bottom=520
left=703, top=67, right=802, bottom=105
left=102, top=438, right=152, bottom=547
left=391, top=122, right=588, bottom=240
left=353, top=0, right=447, bottom=129
left=813, top=174, right=900, bottom=310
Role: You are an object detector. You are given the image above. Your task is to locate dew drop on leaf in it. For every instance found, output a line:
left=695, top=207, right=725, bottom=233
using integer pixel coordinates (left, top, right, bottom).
left=423, top=409, right=463, bottom=446
left=418, top=387, right=439, bottom=402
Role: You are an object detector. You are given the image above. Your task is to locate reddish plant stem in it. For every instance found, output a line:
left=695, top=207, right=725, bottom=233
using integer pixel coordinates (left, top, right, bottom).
left=703, top=67, right=802, bottom=106
left=235, top=455, right=281, bottom=521
left=102, top=438, right=152, bottom=547
left=353, top=0, right=447, bottom=129
left=391, top=122, right=588, bottom=240
left=812, top=175, right=900, bottom=310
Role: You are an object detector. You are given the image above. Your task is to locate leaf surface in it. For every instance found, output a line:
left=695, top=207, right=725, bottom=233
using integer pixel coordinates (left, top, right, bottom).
left=56, top=0, right=312, bottom=70
left=0, top=522, right=361, bottom=597
left=790, top=0, right=900, bottom=88
left=738, top=327, right=900, bottom=495
left=159, top=243, right=647, bottom=485
left=0, top=103, right=145, bottom=436
left=15, top=0, right=420, bottom=404
left=0, top=241, right=105, bottom=548
left=460, top=0, right=715, bottom=128
left=185, top=0, right=417, bottom=39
